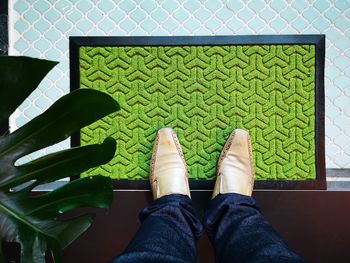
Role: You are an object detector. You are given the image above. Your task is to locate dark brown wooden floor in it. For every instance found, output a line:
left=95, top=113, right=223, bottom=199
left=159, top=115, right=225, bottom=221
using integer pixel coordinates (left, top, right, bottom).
left=4, top=190, right=350, bottom=263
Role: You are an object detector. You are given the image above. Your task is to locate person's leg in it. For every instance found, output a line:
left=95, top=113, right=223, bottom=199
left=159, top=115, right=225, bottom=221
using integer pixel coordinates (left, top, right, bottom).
left=111, top=128, right=202, bottom=262
left=112, top=194, right=202, bottom=263
left=204, top=193, right=305, bottom=263
left=206, top=129, right=305, bottom=263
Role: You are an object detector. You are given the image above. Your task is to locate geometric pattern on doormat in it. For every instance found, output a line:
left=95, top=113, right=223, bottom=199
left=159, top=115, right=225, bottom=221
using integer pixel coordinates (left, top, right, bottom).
left=78, top=44, right=316, bottom=181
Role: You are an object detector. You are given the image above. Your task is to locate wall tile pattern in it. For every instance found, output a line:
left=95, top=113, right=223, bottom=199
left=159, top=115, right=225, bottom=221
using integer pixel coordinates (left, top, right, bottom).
left=8, top=0, right=350, bottom=168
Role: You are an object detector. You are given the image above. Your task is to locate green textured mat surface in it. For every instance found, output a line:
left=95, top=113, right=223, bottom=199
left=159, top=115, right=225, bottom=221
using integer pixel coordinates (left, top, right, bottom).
left=79, top=44, right=316, bottom=180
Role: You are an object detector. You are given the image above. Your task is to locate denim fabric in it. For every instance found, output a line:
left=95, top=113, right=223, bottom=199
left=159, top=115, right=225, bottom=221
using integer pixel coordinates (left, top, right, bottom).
left=111, top=194, right=203, bottom=263
left=111, top=193, right=305, bottom=263
left=204, top=193, right=306, bottom=263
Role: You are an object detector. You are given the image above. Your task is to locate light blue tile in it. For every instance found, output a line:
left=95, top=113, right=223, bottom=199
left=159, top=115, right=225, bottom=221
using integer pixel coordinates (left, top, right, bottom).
left=44, top=47, right=61, bottom=61
left=66, top=9, right=82, bottom=24
left=215, top=8, right=234, bottom=22
left=87, top=9, right=104, bottom=23
left=150, top=27, right=169, bottom=35
left=44, top=8, right=60, bottom=23
left=334, top=133, right=350, bottom=147
left=14, top=39, right=28, bottom=52
left=55, top=18, right=71, bottom=33
left=248, top=0, right=266, bottom=13
left=280, top=8, right=298, bottom=21
left=35, top=96, right=51, bottom=110
left=173, top=8, right=190, bottom=22
left=109, top=9, right=127, bottom=23
left=55, top=0, right=72, bottom=14
left=98, top=18, right=115, bottom=33
left=226, top=17, right=245, bottom=32
left=130, top=8, right=147, bottom=24
left=302, top=7, right=319, bottom=22
left=327, top=121, right=342, bottom=138
left=46, top=87, right=62, bottom=100
left=34, top=38, right=51, bottom=52
left=193, top=26, right=212, bottom=35
left=270, top=16, right=288, bottom=31
left=259, top=7, right=277, bottom=22
left=173, top=27, right=192, bottom=35
left=344, top=147, right=350, bottom=158
left=16, top=115, right=30, bottom=129
left=87, top=27, right=104, bottom=36
left=335, top=0, right=350, bottom=11
left=34, top=19, right=50, bottom=32
left=327, top=48, right=341, bottom=60
left=23, top=9, right=40, bottom=23
left=334, top=17, right=350, bottom=31
left=313, top=17, right=331, bottom=32
left=98, top=0, right=115, bottom=13
left=76, top=19, right=94, bottom=33
left=162, top=0, right=179, bottom=13
left=120, top=19, right=137, bottom=32
left=237, top=8, right=255, bottom=23
left=248, top=16, right=265, bottom=32
left=291, top=17, right=309, bottom=31
left=334, top=56, right=350, bottom=69
left=151, top=8, right=168, bottom=23
left=226, top=0, right=244, bottom=13
left=76, top=0, right=93, bottom=13
left=334, top=35, right=350, bottom=50
left=334, top=94, right=350, bottom=109
left=14, top=0, right=29, bottom=13
left=327, top=66, right=341, bottom=79
left=128, top=27, right=146, bottom=35
left=183, top=0, right=202, bottom=13
left=67, top=27, right=82, bottom=36
left=55, top=38, right=68, bottom=52
left=183, top=19, right=201, bottom=32
left=194, top=7, right=212, bottom=23
left=33, top=1, right=50, bottom=13
left=280, top=25, right=298, bottom=34
left=215, top=27, right=233, bottom=35
left=327, top=84, right=342, bottom=100
left=15, top=20, right=29, bottom=32
left=23, top=30, right=40, bottom=42
left=324, top=27, right=342, bottom=41
left=346, top=8, right=350, bottom=19
left=336, top=76, right=350, bottom=89
left=345, top=68, right=350, bottom=78
left=205, top=0, right=223, bottom=12
left=140, top=0, right=158, bottom=13
left=314, top=0, right=331, bottom=12
left=270, top=0, right=288, bottom=12
left=206, top=17, right=222, bottom=32
left=326, top=139, right=342, bottom=155
left=324, top=7, right=341, bottom=21
left=140, top=18, right=158, bottom=32
left=44, top=28, right=60, bottom=42
left=162, top=18, right=179, bottom=32
left=26, top=106, right=41, bottom=119
left=291, top=0, right=308, bottom=12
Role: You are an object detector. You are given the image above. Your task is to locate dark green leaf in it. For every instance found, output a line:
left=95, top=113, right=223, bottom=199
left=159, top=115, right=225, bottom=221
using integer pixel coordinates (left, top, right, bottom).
left=0, top=56, right=120, bottom=262
left=0, top=56, right=58, bottom=123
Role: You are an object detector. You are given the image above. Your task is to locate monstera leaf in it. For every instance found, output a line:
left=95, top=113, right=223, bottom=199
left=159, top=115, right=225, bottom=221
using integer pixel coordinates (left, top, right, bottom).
left=0, top=56, right=120, bottom=262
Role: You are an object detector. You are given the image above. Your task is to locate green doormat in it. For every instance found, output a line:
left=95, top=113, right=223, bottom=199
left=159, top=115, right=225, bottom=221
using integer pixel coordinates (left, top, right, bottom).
left=70, top=36, right=325, bottom=189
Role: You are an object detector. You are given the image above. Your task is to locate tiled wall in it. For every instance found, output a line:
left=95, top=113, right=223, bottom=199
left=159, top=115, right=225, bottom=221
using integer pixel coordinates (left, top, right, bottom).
left=8, top=0, right=350, bottom=168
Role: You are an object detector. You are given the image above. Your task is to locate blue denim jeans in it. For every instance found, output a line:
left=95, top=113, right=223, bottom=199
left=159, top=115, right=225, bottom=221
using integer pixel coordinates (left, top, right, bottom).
left=111, top=194, right=305, bottom=263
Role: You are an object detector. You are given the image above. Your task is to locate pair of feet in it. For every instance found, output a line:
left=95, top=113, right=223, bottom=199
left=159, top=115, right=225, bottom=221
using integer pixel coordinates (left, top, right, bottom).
left=150, top=128, right=254, bottom=200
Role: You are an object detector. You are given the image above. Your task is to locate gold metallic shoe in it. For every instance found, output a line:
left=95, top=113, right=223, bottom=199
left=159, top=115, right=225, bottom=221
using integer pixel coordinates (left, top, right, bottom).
left=212, top=129, right=254, bottom=199
left=150, top=128, right=190, bottom=200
